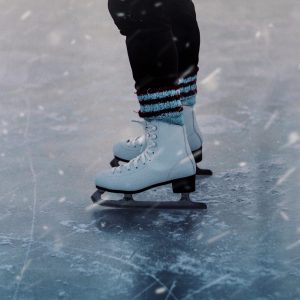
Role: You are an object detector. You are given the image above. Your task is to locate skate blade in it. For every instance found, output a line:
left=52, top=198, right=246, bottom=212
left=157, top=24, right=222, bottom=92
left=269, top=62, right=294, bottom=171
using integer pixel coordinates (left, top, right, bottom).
left=91, top=190, right=124, bottom=203
left=196, top=166, right=213, bottom=176
left=100, top=199, right=207, bottom=209
left=91, top=189, right=207, bottom=210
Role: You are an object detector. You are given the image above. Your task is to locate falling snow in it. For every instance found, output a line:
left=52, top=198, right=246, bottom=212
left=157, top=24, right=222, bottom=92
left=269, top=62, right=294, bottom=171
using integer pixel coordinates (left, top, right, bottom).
left=20, top=10, right=32, bottom=21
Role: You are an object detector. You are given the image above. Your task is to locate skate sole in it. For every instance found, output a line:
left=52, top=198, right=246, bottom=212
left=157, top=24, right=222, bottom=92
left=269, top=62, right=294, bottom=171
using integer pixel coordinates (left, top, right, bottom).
left=95, top=174, right=196, bottom=195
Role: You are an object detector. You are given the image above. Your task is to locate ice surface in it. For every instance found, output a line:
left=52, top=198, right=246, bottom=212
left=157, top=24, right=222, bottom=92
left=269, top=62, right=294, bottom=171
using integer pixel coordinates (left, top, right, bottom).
left=0, top=0, right=300, bottom=299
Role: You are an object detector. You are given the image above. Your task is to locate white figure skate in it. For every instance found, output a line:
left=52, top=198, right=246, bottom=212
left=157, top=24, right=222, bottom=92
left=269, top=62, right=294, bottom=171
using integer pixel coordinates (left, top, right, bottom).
left=110, top=106, right=212, bottom=176
left=91, top=120, right=207, bottom=209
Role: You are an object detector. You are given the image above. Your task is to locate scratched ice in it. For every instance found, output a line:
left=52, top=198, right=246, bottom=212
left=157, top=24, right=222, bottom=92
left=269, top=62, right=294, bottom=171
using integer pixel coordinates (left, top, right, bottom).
left=0, top=0, right=300, bottom=299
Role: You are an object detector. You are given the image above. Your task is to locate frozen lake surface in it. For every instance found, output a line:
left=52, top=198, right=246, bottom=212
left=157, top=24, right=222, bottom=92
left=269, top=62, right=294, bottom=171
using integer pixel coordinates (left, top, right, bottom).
left=0, top=0, right=300, bottom=299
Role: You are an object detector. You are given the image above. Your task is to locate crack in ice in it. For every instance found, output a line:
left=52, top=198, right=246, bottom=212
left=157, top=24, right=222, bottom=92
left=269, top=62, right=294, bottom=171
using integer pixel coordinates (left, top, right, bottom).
left=183, top=275, right=230, bottom=299
left=13, top=99, right=38, bottom=300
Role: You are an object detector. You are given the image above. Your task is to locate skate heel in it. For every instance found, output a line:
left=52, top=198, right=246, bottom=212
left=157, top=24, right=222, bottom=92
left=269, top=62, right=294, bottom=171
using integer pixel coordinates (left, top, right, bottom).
left=192, top=147, right=202, bottom=163
left=172, top=175, right=196, bottom=193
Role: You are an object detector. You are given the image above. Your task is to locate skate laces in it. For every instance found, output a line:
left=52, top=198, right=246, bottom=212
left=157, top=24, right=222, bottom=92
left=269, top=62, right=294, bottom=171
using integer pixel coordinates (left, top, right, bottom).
left=113, top=122, right=157, bottom=174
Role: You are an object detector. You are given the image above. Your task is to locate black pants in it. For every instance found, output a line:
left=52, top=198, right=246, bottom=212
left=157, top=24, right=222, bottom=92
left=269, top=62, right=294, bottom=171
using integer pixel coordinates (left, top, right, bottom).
left=108, top=0, right=200, bottom=92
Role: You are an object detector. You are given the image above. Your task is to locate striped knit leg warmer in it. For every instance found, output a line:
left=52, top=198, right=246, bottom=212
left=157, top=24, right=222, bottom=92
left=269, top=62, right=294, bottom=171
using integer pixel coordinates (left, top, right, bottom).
left=137, top=86, right=184, bottom=126
left=179, top=73, right=197, bottom=107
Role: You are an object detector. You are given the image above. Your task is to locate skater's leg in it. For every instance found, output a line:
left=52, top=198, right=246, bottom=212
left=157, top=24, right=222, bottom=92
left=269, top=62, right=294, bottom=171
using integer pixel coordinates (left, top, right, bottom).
left=108, top=0, right=210, bottom=167
left=168, top=1, right=212, bottom=176
left=92, top=0, right=211, bottom=207
left=108, top=0, right=183, bottom=125
left=168, top=0, right=200, bottom=106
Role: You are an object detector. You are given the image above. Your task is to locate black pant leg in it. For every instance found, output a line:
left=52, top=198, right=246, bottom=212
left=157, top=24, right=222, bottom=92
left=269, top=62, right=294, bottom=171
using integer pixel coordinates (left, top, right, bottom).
left=167, top=0, right=200, bottom=77
left=108, top=0, right=179, bottom=91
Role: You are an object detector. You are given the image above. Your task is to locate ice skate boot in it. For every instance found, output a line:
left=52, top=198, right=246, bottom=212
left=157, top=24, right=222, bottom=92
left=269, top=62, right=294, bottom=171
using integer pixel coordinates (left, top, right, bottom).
left=110, top=120, right=147, bottom=166
left=183, top=106, right=213, bottom=176
left=92, top=120, right=207, bottom=209
left=110, top=106, right=212, bottom=176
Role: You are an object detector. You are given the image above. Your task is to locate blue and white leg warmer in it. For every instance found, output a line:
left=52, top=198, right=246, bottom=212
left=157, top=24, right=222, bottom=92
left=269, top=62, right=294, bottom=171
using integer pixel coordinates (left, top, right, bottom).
left=179, top=74, right=197, bottom=106
left=137, top=86, right=184, bottom=125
